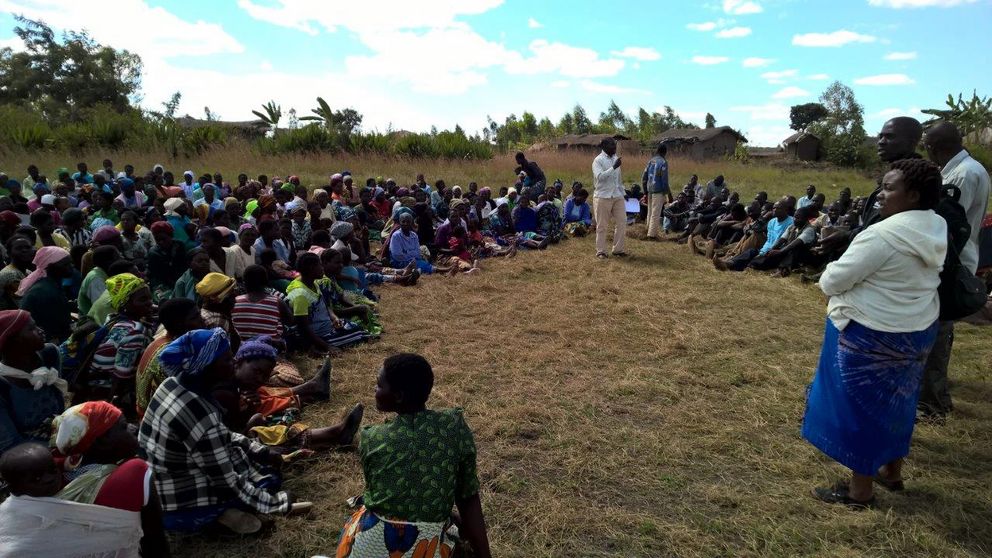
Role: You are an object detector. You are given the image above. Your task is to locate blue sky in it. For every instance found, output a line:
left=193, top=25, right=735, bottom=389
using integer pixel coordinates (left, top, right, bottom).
left=1, top=0, right=990, bottom=145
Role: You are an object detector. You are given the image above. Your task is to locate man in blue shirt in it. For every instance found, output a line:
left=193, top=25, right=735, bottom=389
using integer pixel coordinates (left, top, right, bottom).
left=641, top=143, right=671, bottom=239
left=714, top=199, right=794, bottom=272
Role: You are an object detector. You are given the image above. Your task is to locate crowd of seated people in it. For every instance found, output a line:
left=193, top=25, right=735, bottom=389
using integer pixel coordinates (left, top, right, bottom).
left=653, top=174, right=866, bottom=279
left=0, top=160, right=524, bottom=556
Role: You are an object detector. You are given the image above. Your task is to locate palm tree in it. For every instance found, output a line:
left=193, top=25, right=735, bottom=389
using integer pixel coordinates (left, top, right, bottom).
left=252, top=100, right=282, bottom=135
left=300, top=96, right=335, bottom=127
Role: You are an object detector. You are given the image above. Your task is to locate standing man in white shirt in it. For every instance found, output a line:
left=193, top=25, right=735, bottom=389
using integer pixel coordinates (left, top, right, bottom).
left=592, top=138, right=628, bottom=259
left=918, top=121, right=991, bottom=419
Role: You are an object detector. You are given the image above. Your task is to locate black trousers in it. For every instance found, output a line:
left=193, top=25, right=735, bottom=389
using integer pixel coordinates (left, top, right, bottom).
left=918, top=321, right=954, bottom=416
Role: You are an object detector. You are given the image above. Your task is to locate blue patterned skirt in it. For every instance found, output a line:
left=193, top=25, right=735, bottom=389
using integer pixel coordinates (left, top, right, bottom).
left=801, top=318, right=939, bottom=476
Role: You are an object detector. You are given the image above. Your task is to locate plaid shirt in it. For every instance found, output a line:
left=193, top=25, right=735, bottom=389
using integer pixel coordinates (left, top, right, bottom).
left=138, top=376, right=289, bottom=514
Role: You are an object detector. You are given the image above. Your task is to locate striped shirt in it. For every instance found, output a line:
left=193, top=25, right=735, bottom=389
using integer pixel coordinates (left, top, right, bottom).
left=232, top=293, right=284, bottom=341
left=90, top=317, right=153, bottom=381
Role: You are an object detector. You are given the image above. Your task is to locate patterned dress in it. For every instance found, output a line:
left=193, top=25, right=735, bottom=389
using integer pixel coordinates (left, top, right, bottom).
left=336, top=408, right=480, bottom=558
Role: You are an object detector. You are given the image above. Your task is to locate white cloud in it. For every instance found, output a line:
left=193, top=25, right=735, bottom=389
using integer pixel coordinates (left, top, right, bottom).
left=716, top=26, right=752, bottom=38
left=610, top=47, right=661, bottom=61
left=760, top=68, right=798, bottom=83
left=0, top=36, right=24, bottom=51
left=259, top=60, right=273, bottom=71
left=0, top=0, right=244, bottom=59
left=686, top=21, right=718, bottom=31
left=884, top=51, right=917, bottom=60
left=807, top=73, right=831, bottom=80
left=691, top=55, right=731, bottom=65
left=730, top=102, right=790, bottom=121
left=512, top=40, right=625, bottom=78
left=551, top=80, right=570, bottom=88
left=771, top=86, right=810, bottom=99
left=236, top=0, right=504, bottom=35
left=742, top=57, right=775, bottom=67
left=723, top=0, right=763, bottom=14
left=854, top=73, right=915, bottom=85
left=868, top=0, right=976, bottom=7
left=580, top=80, right=650, bottom=95
left=792, top=30, right=877, bottom=47
left=528, top=17, right=542, bottom=29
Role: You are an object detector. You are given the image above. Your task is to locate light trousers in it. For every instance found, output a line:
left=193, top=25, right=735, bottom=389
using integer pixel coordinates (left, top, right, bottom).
left=646, top=193, right=665, bottom=238
left=593, top=196, right=627, bottom=255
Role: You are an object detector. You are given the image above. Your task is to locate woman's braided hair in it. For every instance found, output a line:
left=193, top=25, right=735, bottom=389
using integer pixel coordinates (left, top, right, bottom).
left=889, top=158, right=941, bottom=210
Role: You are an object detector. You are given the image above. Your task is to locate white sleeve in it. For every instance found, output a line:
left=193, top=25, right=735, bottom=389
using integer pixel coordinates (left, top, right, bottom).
left=819, top=228, right=891, bottom=297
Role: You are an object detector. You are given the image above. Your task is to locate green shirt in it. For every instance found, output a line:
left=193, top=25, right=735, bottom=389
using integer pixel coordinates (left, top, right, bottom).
left=87, top=290, right=113, bottom=325
left=359, top=408, right=480, bottom=523
left=78, top=267, right=108, bottom=316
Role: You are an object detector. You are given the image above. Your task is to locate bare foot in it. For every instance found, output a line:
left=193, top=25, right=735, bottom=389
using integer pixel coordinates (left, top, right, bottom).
left=338, top=404, right=365, bottom=446
left=712, top=257, right=729, bottom=271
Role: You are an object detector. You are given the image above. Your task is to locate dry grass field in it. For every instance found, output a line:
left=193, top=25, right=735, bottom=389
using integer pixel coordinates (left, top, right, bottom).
left=5, top=148, right=990, bottom=557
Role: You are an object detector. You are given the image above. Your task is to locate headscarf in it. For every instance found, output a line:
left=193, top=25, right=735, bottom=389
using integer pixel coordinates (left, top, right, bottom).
left=0, top=210, right=21, bottom=227
left=215, top=226, right=234, bottom=242
left=92, top=225, right=121, bottom=244
left=163, top=198, right=185, bottom=216
left=183, top=170, right=194, bottom=179
left=159, top=328, right=230, bottom=381
left=41, top=194, right=56, bottom=205
left=224, top=197, right=240, bottom=211
left=150, top=220, right=173, bottom=236
left=0, top=311, right=68, bottom=394
left=243, top=199, right=259, bottom=220
left=195, top=272, right=236, bottom=303
left=329, top=221, right=354, bottom=241
left=396, top=187, right=410, bottom=197
left=337, top=206, right=355, bottom=222
left=239, top=222, right=257, bottom=234
left=52, top=401, right=122, bottom=468
left=258, top=195, right=276, bottom=211
left=105, top=273, right=146, bottom=312
left=449, top=198, right=467, bottom=212
left=478, top=187, right=491, bottom=197
left=330, top=173, right=343, bottom=183
left=16, top=246, right=69, bottom=296
left=0, top=310, right=31, bottom=354
left=235, top=335, right=278, bottom=362
left=32, top=183, right=50, bottom=195
left=280, top=182, right=295, bottom=194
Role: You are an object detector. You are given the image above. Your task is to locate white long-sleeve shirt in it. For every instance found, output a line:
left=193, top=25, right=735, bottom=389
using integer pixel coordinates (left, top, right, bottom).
left=592, top=151, right=625, bottom=199
left=941, top=149, right=990, bottom=273
left=820, top=209, right=946, bottom=333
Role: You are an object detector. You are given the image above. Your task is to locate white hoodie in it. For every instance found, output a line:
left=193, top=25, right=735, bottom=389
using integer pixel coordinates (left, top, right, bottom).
left=820, top=209, right=947, bottom=333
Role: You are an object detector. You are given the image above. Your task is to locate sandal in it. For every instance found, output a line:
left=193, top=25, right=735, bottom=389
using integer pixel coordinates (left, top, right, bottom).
left=873, top=475, right=905, bottom=492
left=596, top=253, right=608, bottom=260
left=812, top=483, right=875, bottom=510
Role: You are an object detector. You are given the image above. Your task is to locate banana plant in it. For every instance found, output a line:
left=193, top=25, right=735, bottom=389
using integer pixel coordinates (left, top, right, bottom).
left=299, top=96, right=335, bottom=128
left=252, top=100, right=282, bottom=135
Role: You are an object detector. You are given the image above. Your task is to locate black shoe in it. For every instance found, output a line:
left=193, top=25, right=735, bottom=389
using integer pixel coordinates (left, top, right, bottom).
left=872, top=475, right=905, bottom=492
left=812, top=483, right=875, bottom=510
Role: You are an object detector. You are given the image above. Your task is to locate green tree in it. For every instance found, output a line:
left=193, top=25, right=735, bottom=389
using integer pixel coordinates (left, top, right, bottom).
left=705, top=113, right=716, bottom=128
left=808, top=82, right=867, bottom=167
left=922, top=91, right=992, bottom=138
left=252, top=100, right=282, bottom=134
left=572, top=104, right=592, bottom=134
left=521, top=111, right=538, bottom=142
left=557, top=112, right=575, bottom=135
left=300, top=96, right=363, bottom=135
left=599, top=100, right=629, bottom=132
left=789, top=102, right=829, bottom=132
left=0, top=16, right=142, bottom=120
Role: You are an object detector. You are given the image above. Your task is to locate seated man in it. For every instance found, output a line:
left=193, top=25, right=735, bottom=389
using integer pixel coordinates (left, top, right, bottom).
left=714, top=199, right=794, bottom=272
left=663, top=192, right=691, bottom=234
left=746, top=206, right=818, bottom=276
left=690, top=203, right=747, bottom=258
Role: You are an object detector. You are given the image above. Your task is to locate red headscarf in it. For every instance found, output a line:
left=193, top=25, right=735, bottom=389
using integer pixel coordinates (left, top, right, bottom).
left=150, top=221, right=174, bottom=236
left=16, top=246, right=69, bottom=297
left=52, top=401, right=123, bottom=469
left=0, top=309, right=31, bottom=353
left=0, top=210, right=20, bottom=227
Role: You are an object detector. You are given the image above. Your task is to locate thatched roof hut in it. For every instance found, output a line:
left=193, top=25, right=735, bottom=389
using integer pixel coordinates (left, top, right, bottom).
left=651, top=126, right=746, bottom=160
left=782, top=131, right=820, bottom=161
left=552, top=133, right=640, bottom=154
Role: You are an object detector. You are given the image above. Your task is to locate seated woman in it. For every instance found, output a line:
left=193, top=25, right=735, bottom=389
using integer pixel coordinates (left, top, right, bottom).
left=0, top=310, right=66, bottom=454
left=535, top=196, right=563, bottom=243
left=173, top=247, right=211, bottom=302
left=50, top=401, right=170, bottom=557
left=224, top=223, right=258, bottom=281
left=0, top=441, right=161, bottom=557
left=17, top=246, right=74, bottom=343
left=147, top=221, right=186, bottom=302
left=136, top=298, right=205, bottom=418
left=319, top=249, right=384, bottom=335
left=195, top=272, right=242, bottom=350
left=259, top=248, right=297, bottom=293
left=336, top=354, right=492, bottom=558
left=138, top=328, right=296, bottom=535
left=232, top=265, right=293, bottom=343
left=489, top=203, right=546, bottom=250
left=562, top=188, right=592, bottom=237
left=117, top=210, right=154, bottom=271
left=83, top=274, right=155, bottom=415
left=212, top=339, right=363, bottom=455
left=286, top=253, right=371, bottom=355
left=389, top=213, right=451, bottom=275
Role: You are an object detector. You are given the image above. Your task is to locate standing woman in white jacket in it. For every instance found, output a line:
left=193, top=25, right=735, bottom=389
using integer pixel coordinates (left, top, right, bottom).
left=802, top=158, right=947, bottom=509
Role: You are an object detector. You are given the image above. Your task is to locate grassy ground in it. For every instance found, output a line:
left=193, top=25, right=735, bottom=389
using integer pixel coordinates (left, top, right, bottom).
left=169, top=233, right=992, bottom=558
left=7, top=149, right=988, bottom=556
